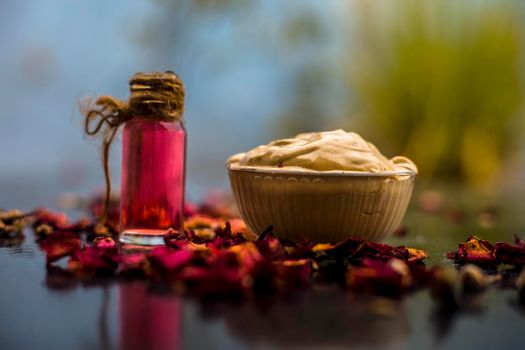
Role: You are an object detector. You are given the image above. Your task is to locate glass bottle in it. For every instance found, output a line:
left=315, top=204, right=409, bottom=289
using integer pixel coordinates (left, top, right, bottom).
left=119, top=72, right=186, bottom=245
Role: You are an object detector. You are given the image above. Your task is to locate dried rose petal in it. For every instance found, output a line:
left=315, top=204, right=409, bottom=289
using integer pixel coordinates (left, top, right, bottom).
left=93, top=236, right=116, bottom=249
left=191, top=227, right=216, bottom=241
left=40, top=232, right=81, bottom=264
left=326, top=237, right=365, bottom=258
left=0, top=222, right=25, bottom=238
left=0, top=209, right=25, bottom=222
left=356, top=242, right=406, bottom=261
left=227, top=242, right=264, bottom=272
left=0, top=209, right=30, bottom=239
left=255, top=232, right=286, bottom=260
left=311, top=243, right=335, bottom=252
left=208, top=222, right=247, bottom=249
left=115, top=253, right=147, bottom=273
left=494, top=237, right=525, bottom=266
left=174, top=242, right=266, bottom=296
left=406, top=260, right=429, bottom=287
left=347, top=258, right=412, bottom=295
left=273, top=259, right=313, bottom=290
left=447, top=235, right=497, bottom=265
left=163, top=229, right=189, bottom=249
left=33, top=208, right=69, bottom=229
left=87, top=195, right=120, bottom=234
left=34, top=224, right=53, bottom=237
left=284, top=240, right=316, bottom=260
left=0, top=235, right=25, bottom=247
left=177, top=253, right=248, bottom=296
left=407, top=248, right=429, bottom=263
left=93, top=223, right=111, bottom=237
left=354, top=242, right=427, bottom=263
left=184, top=215, right=219, bottom=231
left=34, top=208, right=90, bottom=233
left=68, top=246, right=118, bottom=275
left=228, top=218, right=254, bottom=240
left=150, top=246, right=195, bottom=271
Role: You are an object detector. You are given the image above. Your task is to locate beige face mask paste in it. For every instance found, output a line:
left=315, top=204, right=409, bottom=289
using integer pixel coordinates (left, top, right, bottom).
left=227, top=129, right=417, bottom=174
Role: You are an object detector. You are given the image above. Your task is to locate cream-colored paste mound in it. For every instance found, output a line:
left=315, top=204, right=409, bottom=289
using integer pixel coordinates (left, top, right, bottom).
left=227, top=129, right=417, bottom=173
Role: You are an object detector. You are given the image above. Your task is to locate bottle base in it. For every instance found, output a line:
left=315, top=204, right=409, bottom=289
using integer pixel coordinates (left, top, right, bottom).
left=119, top=228, right=169, bottom=246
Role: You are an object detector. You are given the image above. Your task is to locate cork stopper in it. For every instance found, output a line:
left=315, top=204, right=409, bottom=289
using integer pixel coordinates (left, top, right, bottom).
left=129, top=71, right=185, bottom=121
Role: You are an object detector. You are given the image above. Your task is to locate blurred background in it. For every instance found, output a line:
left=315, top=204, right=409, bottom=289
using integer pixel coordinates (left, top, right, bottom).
left=2, top=0, right=525, bottom=209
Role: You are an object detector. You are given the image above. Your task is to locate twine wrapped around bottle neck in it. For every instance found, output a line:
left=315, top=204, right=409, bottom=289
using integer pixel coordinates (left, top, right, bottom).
left=81, top=71, right=185, bottom=224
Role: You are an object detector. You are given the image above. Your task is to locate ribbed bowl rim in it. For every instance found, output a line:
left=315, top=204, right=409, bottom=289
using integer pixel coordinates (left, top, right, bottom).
left=227, top=165, right=417, bottom=178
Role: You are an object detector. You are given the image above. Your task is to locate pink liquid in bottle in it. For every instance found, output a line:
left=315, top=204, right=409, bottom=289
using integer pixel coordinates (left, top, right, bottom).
left=119, top=117, right=186, bottom=245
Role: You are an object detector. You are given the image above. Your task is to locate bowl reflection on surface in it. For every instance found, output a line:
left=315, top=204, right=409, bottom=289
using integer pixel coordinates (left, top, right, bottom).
left=223, top=288, right=409, bottom=350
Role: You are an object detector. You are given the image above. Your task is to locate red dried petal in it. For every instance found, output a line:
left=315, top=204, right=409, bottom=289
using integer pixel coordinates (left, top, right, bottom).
left=273, top=259, right=313, bottom=289
left=346, top=258, right=412, bottom=295
left=407, top=248, right=428, bottom=263
left=285, top=240, right=316, bottom=260
left=228, top=218, right=254, bottom=240
left=150, top=246, right=195, bottom=271
left=207, top=222, right=247, bottom=249
left=34, top=209, right=69, bottom=229
left=115, top=253, right=147, bottom=273
left=68, top=246, right=118, bottom=275
left=494, top=238, right=525, bottom=266
left=353, top=242, right=427, bottom=263
left=228, top=242, right=264, bottom=271
left=184, top=214, right=219, bottom=230
left=164, top=231, right=189, bottom=249
left=255, top=233, right=286, bottom=260
left=325, top=237, right=365, bottom=258
left=93, top=236, right=116, bottom=249
left=516, top=236, right=525, bottom=249
left=448, top=236, right=497, bottom=265
left=33, top=209, right=90, bottom=232
left=356, top=242, right=407, bottom=261
left=40, top=232, right=81, bottom=264
left=171, top=243, right=265, bottom=296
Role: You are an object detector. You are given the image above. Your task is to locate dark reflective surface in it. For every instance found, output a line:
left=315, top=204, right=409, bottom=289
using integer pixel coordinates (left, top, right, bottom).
left=2, top=189, right=525, bottom=349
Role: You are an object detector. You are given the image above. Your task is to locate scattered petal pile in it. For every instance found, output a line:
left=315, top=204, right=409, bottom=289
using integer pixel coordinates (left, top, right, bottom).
left=3, top=195, right=525, bottom=301
left=35, top=212, right=429, bottom=298
left=16, top=198, right=430, bottom=298
left=447, top=235, right=525, bottom=266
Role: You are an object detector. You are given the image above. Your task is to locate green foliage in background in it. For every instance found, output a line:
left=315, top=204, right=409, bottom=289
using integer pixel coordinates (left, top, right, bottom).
left=347, top=0, right=525, bottom=187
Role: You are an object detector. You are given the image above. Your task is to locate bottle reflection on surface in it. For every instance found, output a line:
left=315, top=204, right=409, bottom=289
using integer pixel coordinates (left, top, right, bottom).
left=119, top=282, right=182, bottom=350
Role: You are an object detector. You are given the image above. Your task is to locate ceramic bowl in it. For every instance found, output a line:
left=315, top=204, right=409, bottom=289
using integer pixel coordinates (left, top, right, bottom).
left=227, top=166, right=416, bottom=242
